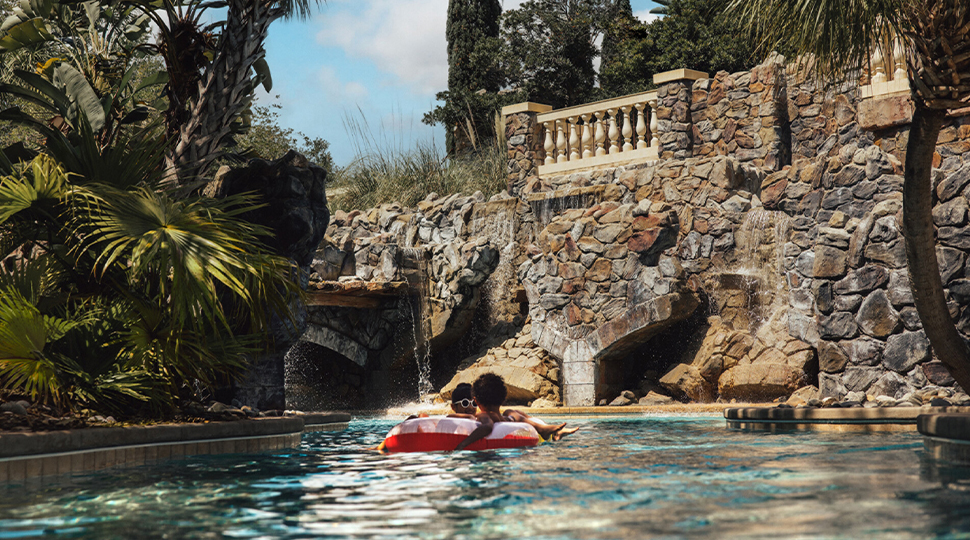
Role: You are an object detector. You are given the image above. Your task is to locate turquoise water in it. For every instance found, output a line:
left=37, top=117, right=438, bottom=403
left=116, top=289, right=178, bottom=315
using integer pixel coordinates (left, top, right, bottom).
left=2, top=416, right=970, bottom=539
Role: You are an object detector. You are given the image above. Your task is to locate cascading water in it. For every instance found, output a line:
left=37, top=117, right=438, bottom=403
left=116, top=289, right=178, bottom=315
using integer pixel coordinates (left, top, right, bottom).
left=407, top=293, right=433, bottom=400
left=478, top=205, right=519, bottom=329
left=713, top=208, right=793, bottom=333
left=401, top=247, right=434, bottom=401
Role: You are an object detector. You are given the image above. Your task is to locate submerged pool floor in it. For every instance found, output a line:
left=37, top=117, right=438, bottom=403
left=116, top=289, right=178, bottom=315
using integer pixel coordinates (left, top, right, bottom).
left=2, top=416, right=970, bottom=539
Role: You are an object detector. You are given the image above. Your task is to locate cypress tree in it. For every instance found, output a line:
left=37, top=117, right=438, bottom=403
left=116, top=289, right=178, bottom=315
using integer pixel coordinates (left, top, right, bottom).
left=426, top=0, right=503, bottom=155
left=600, top=0, right=634, bottom=74
left=447, top=0, right=502, bottom=94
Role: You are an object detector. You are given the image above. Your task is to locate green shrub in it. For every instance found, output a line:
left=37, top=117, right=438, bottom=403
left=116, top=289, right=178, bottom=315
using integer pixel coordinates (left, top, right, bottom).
left=329, top=114, right=508, bottom=211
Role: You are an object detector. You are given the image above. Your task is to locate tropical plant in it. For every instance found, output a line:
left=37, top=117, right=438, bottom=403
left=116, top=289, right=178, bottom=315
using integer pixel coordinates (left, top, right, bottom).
left=649, top=0, right=670, bottom=15
left=727, top=0, right=970, bottom=389
left=162, top=0, right=323, bottom=183
left=0, top=0, right=168, bottom=173
left=0, top=149, right=300, bottom=414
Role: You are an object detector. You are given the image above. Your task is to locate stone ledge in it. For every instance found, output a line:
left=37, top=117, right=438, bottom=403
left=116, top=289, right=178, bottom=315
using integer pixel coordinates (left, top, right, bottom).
left=301, top=412, right=352, bottom=425
left=0, top=417, right=305, bottom=459
left=301, top=412, right=352, bottom=432
left=654, top=68, right=709, bottom=85
left=727, top=406, right=970, bottom=424
left=920, top=414, right=970, bottom=464
left=918, top=413, right=970, bottom=441
left=502, top=102, right=553, bottom=115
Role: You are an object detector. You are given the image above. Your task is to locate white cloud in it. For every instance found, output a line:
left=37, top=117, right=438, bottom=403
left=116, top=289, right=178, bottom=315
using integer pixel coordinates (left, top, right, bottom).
left=315, top=66, right=370, bottom=104
left=633, top=9, right=660, bottom=24
left=316, top=0, right=449, bottom=96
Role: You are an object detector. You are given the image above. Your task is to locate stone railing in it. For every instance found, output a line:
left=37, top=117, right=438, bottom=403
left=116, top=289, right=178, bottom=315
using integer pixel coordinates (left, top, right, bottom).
left=503, top=70, right=710, bottom=196
left=860, top=38, right=909, bottom=99
left=535, top=90, right=660, bottom=176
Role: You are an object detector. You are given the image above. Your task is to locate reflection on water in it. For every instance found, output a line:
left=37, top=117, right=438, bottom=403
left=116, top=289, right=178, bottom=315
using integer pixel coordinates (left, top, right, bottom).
left=2, top=417, right=970, bottom=539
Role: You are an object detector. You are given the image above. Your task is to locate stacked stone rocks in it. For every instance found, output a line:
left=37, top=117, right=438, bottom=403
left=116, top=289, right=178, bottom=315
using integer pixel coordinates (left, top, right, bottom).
left=786, top=76, right=868, bottom=161
left=505, top=107, right=547, bottom=196
left=438, top=322, right=561, bottom=405
left=656, top=79, right=694, bottom=159
left=690, top=56, right=790, bottom=169
left=519, top=199, right=688, bottom=343
left=759, top=140, right=970, bottom=399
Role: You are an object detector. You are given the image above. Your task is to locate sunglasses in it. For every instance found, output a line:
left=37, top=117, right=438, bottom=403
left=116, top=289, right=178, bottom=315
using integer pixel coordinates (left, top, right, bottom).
left=452, top=398, right=474, bottom=408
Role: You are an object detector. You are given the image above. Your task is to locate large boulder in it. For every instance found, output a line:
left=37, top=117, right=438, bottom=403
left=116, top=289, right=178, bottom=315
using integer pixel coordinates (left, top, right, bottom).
left=718, top=364, right=804, bottom=400
left=439, top=325, right=561, bottom=405
left=660, top=363, right=715, bottom=402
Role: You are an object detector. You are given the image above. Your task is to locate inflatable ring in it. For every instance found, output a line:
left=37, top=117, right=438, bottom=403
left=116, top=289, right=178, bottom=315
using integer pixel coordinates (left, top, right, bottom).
left=381, top=417, right=540, bottom=453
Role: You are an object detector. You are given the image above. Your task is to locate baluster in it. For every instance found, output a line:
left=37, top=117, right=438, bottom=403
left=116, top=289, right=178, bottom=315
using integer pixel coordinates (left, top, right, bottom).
left=892, top=38, right=906, bottom=81
left=581, top=114, right=593, bottom=158
left=871, top=46, right=887, bottom=84
left=648, top=99, right=659, bottom=150
left=543, top=122, right=555, bottom=165
left=635, top=103, right=647, bottom=150
left=607, top=108, right=619, bottom=154
left=621, top=106, right=634, bottom=152
left=594, top=111, right=607, bottom=156
left=556, top=120, right=567, bottom=163
left=568, top=116, right=580, bottom=161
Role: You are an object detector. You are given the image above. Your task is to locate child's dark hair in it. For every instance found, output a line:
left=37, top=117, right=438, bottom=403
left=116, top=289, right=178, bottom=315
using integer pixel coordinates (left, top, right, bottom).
left=452, top=383, right=472, bottom=403
left=472, top=373, right=507, bottom=407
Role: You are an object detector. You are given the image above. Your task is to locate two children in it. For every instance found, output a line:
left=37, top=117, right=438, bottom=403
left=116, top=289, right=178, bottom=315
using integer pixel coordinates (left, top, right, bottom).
left=453, top=373, right=578, bottom=451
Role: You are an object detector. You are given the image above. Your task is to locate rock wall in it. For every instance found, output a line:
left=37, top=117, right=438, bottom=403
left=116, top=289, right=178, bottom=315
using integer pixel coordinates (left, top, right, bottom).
left=293, top=57, right=970, bottom=410
left=295, top=192, right=540, bottom=409
left=439, top=322, right=561, bottom=406
left=207, top=151, right=330, bottom=410
left=690, top=56, right=790, bottom=170
left=761, top=140, right=970, bottom=400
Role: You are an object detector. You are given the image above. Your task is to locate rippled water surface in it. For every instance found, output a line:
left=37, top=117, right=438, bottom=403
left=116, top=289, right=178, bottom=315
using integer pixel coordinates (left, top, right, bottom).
left=3, top=416, right=970, bottom=539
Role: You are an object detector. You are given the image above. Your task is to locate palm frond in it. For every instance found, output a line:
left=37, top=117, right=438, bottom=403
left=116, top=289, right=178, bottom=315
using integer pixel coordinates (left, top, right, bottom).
left=0, top=288, right=70, bottom=405
left=726, top=0, right=905, bottom=80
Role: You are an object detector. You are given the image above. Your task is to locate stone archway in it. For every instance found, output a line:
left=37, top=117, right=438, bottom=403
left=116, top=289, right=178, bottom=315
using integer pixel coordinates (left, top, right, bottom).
left=284, top=341, right=368, bottom=410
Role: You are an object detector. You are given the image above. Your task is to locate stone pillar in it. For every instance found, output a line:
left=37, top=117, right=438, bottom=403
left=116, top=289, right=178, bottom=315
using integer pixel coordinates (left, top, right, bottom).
left=208, top=151, right=330, bottom=411
left=653, top=69, right=708, bottom=160
left=502, top=102, right=552, bottom=197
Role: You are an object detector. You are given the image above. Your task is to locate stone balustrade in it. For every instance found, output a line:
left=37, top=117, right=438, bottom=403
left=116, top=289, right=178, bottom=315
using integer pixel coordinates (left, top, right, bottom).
left=860, top=38, right=910, bottom=100
left=535, top=90, right=661, bottom=176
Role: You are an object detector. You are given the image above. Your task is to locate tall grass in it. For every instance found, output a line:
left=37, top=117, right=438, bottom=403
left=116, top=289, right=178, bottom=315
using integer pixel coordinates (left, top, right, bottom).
left=328, top=111, right=508, bottom=212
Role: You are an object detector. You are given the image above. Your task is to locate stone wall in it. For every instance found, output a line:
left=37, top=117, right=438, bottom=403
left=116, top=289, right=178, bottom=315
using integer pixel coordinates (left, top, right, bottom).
left=297, top=191, right=548, bottom=408
left=504, top=103, right=552, bottom=197
left=207, top=151, right=330, bottom=410
left=691, top=55, right=790, bottom=170
left=760, top=142, right=970, bottom=400
left=656, top=79, right=695, bottom=160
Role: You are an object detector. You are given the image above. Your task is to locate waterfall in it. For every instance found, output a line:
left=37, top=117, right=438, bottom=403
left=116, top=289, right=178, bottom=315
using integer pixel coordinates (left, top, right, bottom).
left=401, top=247, right=434, bottom=401
left=407, top=293, right=433, bottom=400
left=714, top=208, right=793, bottom=333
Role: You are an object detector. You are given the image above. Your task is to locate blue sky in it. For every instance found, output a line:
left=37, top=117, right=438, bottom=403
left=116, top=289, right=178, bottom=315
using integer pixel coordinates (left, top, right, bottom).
left=258, top=1, right=664, bottom=167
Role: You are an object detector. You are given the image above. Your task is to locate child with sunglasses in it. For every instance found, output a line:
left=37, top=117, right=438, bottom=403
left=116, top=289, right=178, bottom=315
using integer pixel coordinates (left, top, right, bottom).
left=454, top=373, right=578, bottom=451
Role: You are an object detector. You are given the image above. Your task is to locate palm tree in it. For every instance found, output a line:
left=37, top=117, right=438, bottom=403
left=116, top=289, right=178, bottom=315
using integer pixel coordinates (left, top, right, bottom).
left=166, top=0, right=322, bottom=184
left=726, top=0, right=970, bottom=389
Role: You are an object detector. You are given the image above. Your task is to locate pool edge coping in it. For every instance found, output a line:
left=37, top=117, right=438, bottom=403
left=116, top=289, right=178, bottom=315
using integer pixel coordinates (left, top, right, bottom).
left=0, top=412, right=351, bottom=483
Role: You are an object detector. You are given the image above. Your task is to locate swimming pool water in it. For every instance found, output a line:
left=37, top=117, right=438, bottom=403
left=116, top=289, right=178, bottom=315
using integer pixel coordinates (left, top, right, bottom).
left=2, top=416, right=970, bottom=539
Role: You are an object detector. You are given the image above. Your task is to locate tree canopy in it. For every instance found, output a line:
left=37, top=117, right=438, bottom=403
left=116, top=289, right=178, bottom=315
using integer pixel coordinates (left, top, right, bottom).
left=600, top=0, right=757, bottom=98
left=424, top=0, right=505, bottom=154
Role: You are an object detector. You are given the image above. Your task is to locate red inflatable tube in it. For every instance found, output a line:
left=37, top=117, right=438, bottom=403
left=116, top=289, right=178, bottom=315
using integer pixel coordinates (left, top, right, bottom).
left=381, top=417, right=540, bottom=453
